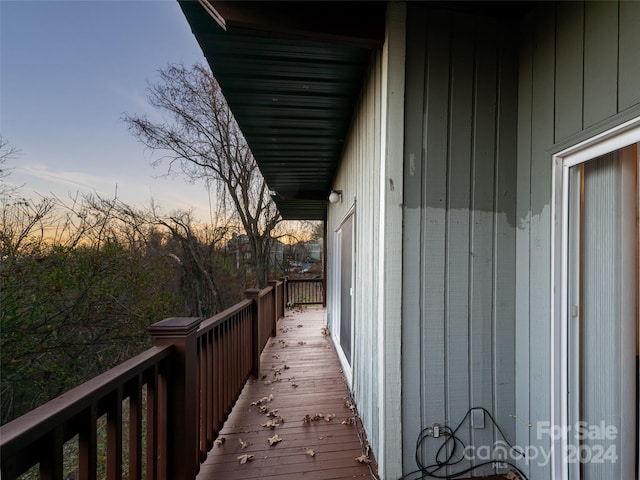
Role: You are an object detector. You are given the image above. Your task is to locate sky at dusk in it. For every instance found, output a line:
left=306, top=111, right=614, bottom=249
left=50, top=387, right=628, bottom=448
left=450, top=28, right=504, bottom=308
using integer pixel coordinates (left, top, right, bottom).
left=1, top=0, right=217, bottom=221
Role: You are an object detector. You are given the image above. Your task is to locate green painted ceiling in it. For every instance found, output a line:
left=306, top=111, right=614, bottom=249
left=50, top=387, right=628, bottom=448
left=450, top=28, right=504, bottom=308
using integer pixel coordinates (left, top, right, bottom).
left=178, top=1, right=386, bottom=220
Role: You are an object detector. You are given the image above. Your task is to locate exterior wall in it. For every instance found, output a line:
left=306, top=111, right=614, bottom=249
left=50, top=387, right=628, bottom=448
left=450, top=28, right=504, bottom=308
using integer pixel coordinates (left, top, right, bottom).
left=326, top=4, right=405, bottom=478
left=327, top=46, right=383, bottom=470
left=402, top=4, right=519, bottom=477
left=516, top=2, right=640, bottom=479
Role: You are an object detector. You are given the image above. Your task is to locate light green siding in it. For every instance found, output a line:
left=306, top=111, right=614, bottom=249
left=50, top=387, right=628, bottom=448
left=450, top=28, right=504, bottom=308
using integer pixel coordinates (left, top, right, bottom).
left=402, top=4, right=519, bottom=476
left=517, top=1, right=640, bottom=479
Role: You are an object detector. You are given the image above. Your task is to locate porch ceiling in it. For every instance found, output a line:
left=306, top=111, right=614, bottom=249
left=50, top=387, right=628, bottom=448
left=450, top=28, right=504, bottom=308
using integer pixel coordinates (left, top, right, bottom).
left=178, top=1, right=386, bottom=220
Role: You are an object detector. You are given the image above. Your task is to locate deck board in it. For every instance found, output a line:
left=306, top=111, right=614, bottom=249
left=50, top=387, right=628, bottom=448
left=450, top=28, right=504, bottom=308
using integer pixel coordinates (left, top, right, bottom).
left=196, top=306, right=374, bottom=480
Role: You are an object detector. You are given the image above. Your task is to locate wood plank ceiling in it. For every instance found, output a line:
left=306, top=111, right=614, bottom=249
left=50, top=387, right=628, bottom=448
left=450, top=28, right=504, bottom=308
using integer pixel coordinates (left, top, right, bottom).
left=179, top=1, right=386, bottom=220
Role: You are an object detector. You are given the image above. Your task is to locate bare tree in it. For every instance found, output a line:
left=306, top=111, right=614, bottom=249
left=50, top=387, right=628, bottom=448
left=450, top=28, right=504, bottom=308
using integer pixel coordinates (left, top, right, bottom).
left=0, top=135, right=20, bottom=197
left=123, top=63, right=281, bottom=288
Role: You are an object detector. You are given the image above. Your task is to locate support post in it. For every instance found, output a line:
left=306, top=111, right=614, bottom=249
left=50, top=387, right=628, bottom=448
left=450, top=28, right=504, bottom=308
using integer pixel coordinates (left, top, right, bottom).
left=244, top=289, right=262, bottom=378
left=148, top=317, right=201, bottom=480
left=267, top=280, right=279, bottom=336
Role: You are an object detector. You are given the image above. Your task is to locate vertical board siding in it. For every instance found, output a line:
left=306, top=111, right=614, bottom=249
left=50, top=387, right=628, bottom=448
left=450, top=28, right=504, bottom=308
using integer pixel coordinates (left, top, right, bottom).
left=402, top=5, right=519, bottom=477
left=618, top=1, right=640, bottom=111
left=327, top=51, right=382, bottom=462
left=516, top=1, right=640, bottom=479
left=527, top=4, right=556, bottom=479
left=583, top=1, right=619, bottom=127
left=401, top=5, right=427, bottom=472
left=554, top=1, right=584, bottom=141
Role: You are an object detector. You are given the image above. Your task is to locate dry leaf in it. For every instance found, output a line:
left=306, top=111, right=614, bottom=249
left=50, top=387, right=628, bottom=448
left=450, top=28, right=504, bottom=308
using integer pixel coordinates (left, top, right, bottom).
left=259, top=405, right=268, bottom=413
left=261, top=420, right=280, bottom=429
left=324, top=413, right=335, bottom=422
left=215, top=437, right=226, bottom=447
left=238, top=454, right=254, bottom=464
left=303, top=414, right=312, bottom=423
left=297, top=324, right=303, bottom=328
left=305, top=448, right=316, bottom=457
left=266, top=409, right=279, bottom=417
left=291, top=382, right=299, bottom=387
left=355, top=454, right=371, bottom=464
left=239, top=438, right=250, bottom=449
left=283, top=364, right=290, bottom=369
left=297, top=341, right=306, bottom=345
left=264, top=380, right=272, bottom=385
left=342, top=417, right=355, bottom=425
left=268, top=434, right=283, bottom=446
left=320, top=327, right=330, bottom=336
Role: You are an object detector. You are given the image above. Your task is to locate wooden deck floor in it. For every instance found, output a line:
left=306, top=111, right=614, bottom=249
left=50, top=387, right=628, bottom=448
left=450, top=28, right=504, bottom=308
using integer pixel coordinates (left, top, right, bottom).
left=196, top=306, right=375, bottom=480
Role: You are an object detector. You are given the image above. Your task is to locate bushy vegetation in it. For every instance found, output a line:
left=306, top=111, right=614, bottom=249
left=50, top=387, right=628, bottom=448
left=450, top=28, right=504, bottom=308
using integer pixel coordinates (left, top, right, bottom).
left=0, top=192, right=249, bottom=424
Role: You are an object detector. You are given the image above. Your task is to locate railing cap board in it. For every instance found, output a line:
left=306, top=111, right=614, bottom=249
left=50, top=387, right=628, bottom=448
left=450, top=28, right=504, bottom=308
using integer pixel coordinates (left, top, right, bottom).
left=147, top=317, right=202, bottom=338
left=244, top=286, right=273, bottom=299
left=0, top=345, right=172, bottom=453
left=198, top=299, right=253, bottom=334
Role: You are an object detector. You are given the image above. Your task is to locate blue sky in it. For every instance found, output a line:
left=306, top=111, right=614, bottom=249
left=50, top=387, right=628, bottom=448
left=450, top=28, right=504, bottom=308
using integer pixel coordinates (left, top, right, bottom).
left=1, top=0, right=216, bottom=221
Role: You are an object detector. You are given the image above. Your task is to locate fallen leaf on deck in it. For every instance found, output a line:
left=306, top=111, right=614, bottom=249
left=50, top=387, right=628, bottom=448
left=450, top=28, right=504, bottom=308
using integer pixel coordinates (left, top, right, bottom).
left=291, top=382, right=298, bottom=387
left=324, top=413, right=335, bottom=422
left=355, top=454, right=372, bottom=464
left=261, top=420, right=280, bottom=429
left=259, top=405, right=268, bottom=413
left=264, top=380, right=272, bottom=385
left=320, top=327, right=330, bottom=336
left=305, top=448, right=316, bottom=457
left=268, top=434, right=283, bottom=446
left=342, top=417, right=355, bottom=425
left=297, top=324, right=303, bottom=328
left=239, top=438, right=250, bottom=449
left=283, top=364, right=290, bottom=369
left=506, top=472, right=523, bottom=480
left=238, top=454, right=254, bottom=464
left=214, top=437, right=226, bottom=447
left=252, top=395, right=273, bottom=406
left=298, top=341, right=306, bottom=345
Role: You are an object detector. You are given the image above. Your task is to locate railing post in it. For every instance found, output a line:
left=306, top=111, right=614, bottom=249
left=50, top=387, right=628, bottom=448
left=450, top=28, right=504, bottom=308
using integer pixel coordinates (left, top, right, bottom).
left=279, top=276, right=288, bottom=314
left=148, top=317, right=201, bottom=480
left=268, top=280, right=279, bottom=336
left=244, top=289, right=262, bottom=378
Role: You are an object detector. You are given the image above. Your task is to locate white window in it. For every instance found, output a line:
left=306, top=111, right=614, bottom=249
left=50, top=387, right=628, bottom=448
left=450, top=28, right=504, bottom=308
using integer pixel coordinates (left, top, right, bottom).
left=552, top=118, right=639, bottom=480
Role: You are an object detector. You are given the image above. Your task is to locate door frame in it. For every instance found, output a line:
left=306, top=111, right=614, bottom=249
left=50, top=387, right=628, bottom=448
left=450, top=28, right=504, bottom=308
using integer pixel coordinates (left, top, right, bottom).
left=550, top=116, right=640, bottom=480
left=332, top=204, right=355, bottom=386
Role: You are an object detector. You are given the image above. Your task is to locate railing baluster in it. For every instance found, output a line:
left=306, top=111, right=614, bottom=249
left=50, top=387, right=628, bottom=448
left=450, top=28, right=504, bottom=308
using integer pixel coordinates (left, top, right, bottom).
left=144, top=367, right=158, bottom=480
left=199, top=336, right=207, bottom=461
left=206, top=330, right=214, bottom=449
left=40, top=427, right=63, bottom=480
left=128, top=376, right=142, bottom=480
left=156, top=366, right=168, bottom=480
left=79, top=405, right=98, bottom=480
left=106, top=388, right=123, bottom=480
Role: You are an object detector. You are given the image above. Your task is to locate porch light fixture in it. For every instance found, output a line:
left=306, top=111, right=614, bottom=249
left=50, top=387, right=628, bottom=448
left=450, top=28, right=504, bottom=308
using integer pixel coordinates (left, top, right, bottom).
left=328, top=190, right=342, bottom=203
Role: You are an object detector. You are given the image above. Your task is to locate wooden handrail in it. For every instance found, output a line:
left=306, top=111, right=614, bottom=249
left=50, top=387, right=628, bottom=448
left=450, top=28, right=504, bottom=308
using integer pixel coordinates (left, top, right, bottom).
left=0, top=280, right=288, bottom=480
left=1, top=345, right=173, bottom=479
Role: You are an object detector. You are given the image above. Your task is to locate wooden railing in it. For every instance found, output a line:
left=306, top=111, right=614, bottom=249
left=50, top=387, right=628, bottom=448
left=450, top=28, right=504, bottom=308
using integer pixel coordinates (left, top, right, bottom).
left=286, top=277, right=325, bottom=305
left=0, top=278, right=288, bottom=480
